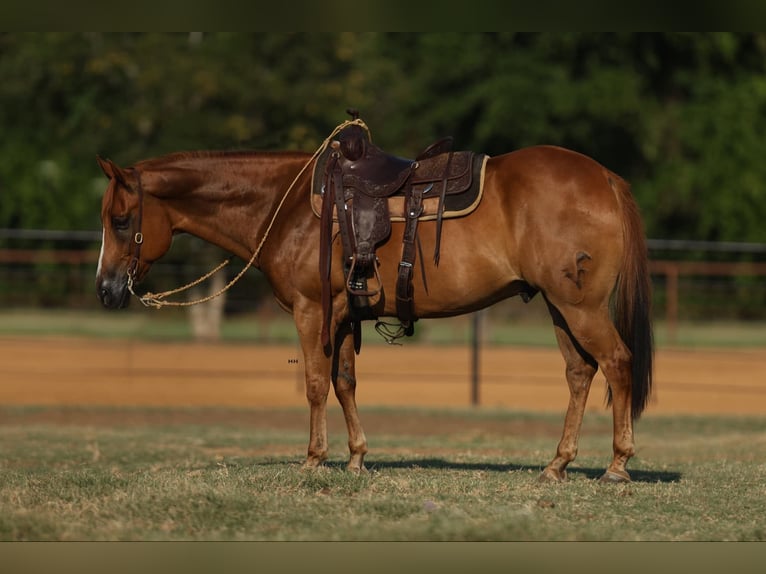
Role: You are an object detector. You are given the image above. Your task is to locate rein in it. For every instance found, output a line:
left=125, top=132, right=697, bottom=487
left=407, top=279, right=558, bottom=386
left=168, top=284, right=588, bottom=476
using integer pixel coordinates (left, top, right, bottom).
left=127, top=118, right=371, bottom=309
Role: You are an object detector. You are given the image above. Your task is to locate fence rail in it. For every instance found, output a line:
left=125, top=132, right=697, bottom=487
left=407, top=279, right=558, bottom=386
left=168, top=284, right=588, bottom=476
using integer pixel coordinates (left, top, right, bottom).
left=0, top=249, right=98, bottom=265
left=2, top=231, right=766, bottom=332
left=649, top=260, right=766, bottom=342
left=2, top=232, right=766, bottom=408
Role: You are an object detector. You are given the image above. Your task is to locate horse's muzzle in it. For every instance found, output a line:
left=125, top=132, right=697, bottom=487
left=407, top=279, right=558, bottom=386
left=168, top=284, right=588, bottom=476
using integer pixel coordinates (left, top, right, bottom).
left=96, top=276, right=130, bottom=309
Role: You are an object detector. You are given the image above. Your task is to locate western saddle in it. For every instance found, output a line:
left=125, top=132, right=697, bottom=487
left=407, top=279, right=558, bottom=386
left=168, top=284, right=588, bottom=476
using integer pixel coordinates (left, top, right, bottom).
left=318, top=111, right=485, bottom=352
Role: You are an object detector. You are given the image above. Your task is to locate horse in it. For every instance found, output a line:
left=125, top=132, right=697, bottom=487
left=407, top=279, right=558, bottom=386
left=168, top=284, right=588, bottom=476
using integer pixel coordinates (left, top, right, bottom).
left=95, top=125, right=653, bottom=483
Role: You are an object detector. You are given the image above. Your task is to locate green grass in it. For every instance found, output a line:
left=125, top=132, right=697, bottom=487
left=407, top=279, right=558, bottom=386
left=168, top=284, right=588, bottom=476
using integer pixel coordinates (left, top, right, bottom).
left=1, top=406, right=765, bottom=541
left=2, top=308, right=766, bottom=348
left=0, top=308, right=301, bottom=343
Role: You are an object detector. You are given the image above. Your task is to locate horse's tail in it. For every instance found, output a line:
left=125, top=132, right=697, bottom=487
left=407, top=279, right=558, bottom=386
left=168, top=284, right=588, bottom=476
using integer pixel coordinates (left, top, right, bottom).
left=610, top=174, right=654, bottom=420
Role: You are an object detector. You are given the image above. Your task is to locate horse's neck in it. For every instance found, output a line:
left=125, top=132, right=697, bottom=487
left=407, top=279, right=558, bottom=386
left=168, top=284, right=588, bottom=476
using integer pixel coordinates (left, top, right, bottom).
left=140, top=152, right=310, bottom=260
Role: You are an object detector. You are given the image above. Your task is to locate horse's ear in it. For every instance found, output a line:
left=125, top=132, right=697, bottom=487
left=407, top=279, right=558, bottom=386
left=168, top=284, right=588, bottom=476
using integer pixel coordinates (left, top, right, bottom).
left=96, top=155, right=114, bottom=178
left=96, top=156, right=128, bottom=186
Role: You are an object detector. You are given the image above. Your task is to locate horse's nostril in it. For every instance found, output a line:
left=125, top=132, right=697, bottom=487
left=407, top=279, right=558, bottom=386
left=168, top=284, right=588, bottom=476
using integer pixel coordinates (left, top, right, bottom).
left=99, top=287, right=111, bottom=307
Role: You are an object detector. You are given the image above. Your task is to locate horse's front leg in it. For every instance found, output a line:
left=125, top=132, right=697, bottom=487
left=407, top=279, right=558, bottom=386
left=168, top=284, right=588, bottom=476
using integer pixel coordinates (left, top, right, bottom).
left=294, top=299, right=333, bottom=469
left=332, top=324, right=368, bottom=472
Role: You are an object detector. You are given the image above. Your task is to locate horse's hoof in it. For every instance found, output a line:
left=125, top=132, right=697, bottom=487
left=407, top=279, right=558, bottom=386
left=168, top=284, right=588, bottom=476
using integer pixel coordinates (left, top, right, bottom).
left=599, top=469, right=631, bottom=483
left=347, top=453, right=367, bottom=473
left=301, top=458, right=326, bottom=472
left=539, top=468, right=567, bottom=483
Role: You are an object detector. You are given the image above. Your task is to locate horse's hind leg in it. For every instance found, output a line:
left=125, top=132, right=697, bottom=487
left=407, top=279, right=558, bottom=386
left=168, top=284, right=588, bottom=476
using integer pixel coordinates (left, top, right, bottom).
left=332, top=324, right=368, bottom=472
left=540, top=300, right=598, bottom=482
left=544, top=300, right=635, bottom=483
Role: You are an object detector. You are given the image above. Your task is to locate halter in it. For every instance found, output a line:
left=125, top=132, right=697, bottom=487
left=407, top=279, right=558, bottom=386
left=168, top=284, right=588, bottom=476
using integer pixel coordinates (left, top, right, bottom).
left=125, top=167, right=145, bottom=294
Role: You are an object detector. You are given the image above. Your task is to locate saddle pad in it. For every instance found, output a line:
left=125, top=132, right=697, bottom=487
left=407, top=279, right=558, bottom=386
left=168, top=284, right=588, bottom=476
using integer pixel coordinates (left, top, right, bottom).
left=311, top=146, right=488, bottom=223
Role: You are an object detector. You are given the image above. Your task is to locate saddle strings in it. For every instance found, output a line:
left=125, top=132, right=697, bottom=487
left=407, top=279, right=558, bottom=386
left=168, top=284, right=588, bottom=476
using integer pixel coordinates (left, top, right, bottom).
left=373, top=320, right=408, bottom=346
left=130, top=117, right=371, bottom=309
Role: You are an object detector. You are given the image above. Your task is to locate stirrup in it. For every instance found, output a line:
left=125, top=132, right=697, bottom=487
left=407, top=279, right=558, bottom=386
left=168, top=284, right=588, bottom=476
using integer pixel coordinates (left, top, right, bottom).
left=346, top=255, right=382, bottom=297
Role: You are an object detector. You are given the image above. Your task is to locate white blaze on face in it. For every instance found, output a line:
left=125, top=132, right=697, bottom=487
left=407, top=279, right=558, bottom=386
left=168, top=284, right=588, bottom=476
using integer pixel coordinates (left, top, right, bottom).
left=97, top=228, right=105, bottom=277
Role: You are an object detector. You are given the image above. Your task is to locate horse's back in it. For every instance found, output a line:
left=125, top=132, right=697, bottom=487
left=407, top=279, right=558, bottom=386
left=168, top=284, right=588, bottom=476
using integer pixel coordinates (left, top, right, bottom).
left=486, top=144, right=626, bottom=223
left=489, top=145, right=625, bottom=197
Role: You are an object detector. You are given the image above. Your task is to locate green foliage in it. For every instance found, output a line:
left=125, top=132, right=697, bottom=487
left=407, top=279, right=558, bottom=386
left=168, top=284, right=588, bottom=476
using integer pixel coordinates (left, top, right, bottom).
left=2, top=33, right=766, bottom=243
left=355, top=33, right=766, bottom=243
left=0, top=32, right=358, bottom=233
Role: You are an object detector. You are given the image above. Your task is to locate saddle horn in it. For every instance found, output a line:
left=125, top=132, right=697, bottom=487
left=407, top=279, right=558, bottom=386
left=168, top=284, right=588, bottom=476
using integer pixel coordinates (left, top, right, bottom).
left=338, top=124, right=367, bottom=162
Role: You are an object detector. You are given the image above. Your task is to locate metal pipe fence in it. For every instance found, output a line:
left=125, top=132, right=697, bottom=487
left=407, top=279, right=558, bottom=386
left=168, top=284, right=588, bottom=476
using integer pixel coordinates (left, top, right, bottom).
left=2, top=230, right=766, bottom=321
left=2, top=230, right=766, bottom=408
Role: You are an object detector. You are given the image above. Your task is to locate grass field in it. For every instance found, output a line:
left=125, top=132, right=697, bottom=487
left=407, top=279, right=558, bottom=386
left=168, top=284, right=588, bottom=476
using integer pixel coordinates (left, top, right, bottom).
left=1, top=308, right=765, bottom=543
left=1, top=405, right=765, bottom=541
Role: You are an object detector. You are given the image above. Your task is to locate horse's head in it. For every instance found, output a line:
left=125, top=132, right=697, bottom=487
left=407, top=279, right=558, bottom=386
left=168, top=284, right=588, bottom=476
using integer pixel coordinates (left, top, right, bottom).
left=95, top=156, right=172, bottom=309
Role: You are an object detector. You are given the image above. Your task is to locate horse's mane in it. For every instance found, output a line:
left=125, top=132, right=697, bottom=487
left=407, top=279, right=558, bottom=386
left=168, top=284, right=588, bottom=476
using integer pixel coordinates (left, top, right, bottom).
left=134, top=149, right=310, bottom=169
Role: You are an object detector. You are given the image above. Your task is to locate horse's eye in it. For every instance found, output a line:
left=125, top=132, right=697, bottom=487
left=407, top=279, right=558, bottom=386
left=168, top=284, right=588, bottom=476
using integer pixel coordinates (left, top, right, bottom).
left=112, top=215, right=131, bottom=231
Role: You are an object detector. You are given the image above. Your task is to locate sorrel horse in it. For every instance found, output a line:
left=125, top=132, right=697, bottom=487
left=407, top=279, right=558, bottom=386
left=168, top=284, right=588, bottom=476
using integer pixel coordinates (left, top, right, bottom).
left=95, top=123, right=653, bottom=483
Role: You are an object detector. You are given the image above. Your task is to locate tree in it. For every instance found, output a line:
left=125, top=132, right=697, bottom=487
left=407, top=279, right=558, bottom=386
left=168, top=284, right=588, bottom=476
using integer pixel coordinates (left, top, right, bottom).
left=0, top=32, right=363, bottom=235
left=352, top=32, right=766, bottom=242
left=2, top=32, right=765, bottom=293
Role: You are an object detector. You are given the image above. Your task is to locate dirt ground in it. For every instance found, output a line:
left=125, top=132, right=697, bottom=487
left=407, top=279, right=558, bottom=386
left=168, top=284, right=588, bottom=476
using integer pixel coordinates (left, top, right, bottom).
left=1, top=336, right=764, bottom=415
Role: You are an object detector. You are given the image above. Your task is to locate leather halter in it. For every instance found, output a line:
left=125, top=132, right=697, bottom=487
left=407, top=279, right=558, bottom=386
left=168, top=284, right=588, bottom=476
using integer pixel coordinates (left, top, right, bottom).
left=125, top=167, right=145, bottom=288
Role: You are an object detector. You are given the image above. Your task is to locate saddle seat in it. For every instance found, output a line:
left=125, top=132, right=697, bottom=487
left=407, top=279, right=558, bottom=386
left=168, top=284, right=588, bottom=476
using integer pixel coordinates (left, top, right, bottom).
left=338, top=130, right=457, bottom=198
left=339, top=138, right=415, bottom=197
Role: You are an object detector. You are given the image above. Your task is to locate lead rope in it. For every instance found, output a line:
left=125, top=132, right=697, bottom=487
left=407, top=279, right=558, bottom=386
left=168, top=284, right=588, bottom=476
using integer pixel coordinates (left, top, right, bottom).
left=129, top=117, right=371, bottom=309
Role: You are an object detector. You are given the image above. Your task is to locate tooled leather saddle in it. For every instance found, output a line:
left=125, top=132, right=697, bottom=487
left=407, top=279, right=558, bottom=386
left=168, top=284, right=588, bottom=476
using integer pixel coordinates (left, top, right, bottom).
left=317, top=111, right=487, bottom=353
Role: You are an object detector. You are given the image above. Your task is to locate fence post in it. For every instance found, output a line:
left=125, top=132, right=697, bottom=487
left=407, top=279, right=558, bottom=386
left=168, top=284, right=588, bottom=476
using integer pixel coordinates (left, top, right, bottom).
left=471, top=310, right=481, bottom=406
left=666, top=263, right=679, bottom=345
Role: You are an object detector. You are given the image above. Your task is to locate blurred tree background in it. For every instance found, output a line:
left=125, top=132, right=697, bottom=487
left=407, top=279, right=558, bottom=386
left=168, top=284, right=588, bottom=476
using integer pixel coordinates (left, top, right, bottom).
left=2, top=32, right=766, bottom=242
left=1, top=33, right=765, bottom=329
